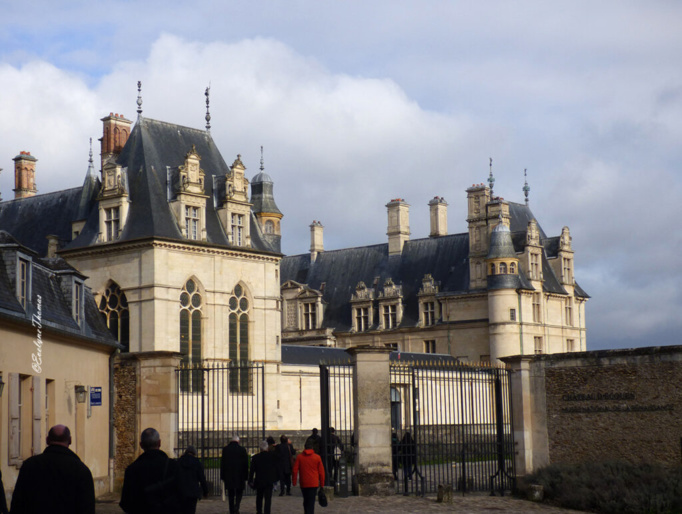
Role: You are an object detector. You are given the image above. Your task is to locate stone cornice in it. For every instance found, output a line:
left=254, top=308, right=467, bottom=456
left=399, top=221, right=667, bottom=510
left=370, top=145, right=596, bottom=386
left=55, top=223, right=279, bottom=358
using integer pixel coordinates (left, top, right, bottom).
left=60, top=237, right=282, bottom=263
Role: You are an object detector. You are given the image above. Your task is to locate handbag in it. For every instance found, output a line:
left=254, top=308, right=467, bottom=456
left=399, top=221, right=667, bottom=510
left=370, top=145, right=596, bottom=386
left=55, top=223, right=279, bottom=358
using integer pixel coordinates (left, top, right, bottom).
left=318, top=487, right=328, bottom=507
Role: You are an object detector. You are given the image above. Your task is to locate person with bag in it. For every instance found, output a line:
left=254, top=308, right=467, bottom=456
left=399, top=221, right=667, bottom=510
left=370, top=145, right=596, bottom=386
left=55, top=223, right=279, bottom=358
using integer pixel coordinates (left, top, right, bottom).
left=292, top=440, right=325, bottom=514
left=177, top=445, right=209, bottom=514
left=120, top=427, right=181, bottom=514
left=248, top=440, right=278, bottom=514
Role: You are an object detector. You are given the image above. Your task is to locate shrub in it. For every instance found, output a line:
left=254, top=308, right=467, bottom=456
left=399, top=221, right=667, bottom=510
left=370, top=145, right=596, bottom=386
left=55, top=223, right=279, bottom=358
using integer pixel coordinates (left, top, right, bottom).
left=525, top=461, right=682, bottom=513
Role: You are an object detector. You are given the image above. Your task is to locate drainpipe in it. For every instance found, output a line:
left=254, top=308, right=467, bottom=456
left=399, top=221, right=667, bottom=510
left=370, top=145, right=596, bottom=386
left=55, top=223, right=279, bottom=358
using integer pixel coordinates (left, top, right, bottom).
left=109, top=350, right=116, bottom=492
left=517, top=293, right=524, bottom=355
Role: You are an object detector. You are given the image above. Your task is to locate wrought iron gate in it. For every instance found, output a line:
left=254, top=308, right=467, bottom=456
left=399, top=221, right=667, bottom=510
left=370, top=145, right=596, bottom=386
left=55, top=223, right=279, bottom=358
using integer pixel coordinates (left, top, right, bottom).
left=319, top=363, right=355, bottom=493
left=176, top=361, right=265, bottom=496
left=390, top=361, right=515, bottom=496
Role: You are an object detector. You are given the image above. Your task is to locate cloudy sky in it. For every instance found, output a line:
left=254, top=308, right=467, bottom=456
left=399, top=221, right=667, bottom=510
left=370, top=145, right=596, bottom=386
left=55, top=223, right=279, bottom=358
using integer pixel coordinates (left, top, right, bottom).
left=1, top=1, right=680, bottom=351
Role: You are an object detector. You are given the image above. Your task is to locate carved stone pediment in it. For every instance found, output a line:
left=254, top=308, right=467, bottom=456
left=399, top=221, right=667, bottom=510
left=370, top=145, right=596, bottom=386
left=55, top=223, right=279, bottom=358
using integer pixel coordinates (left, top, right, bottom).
left=560, top=226, right=572, bottom=251
left=527, top=219, right=540, bottom=246
left=379, top=278, right=402, bottom=299
left=177, top=145, right=205, bottom=195
left=351, top=281, right=375, bottom=302
left=418, top=274, right=439, bottom=296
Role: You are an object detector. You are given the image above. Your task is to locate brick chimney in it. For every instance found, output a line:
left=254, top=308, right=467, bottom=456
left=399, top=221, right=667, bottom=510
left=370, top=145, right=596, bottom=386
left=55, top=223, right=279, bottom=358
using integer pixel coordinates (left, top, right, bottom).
left=100, top=113, right=132, bottom=171
left=13, top=151, right=38, bottom=199
left=310, top=220, right=324, bottom=262
left=429, top=196, right=448, bottom=237
left=386, top=198, right=410, bottom=256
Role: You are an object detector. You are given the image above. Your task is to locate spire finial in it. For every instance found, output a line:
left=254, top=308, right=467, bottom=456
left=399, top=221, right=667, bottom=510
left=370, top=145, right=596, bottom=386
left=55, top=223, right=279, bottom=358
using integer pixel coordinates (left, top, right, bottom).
left=205, top=85, right=211, bottom=132
left=260, top=145, right=264, bottom=172
left=87, top=137, right=95, bottom=177
left=488, top=157, right=495, bottom=197
left=136, top=81, right=143, bottom=118
left=523, top=168, right=530, bottom=206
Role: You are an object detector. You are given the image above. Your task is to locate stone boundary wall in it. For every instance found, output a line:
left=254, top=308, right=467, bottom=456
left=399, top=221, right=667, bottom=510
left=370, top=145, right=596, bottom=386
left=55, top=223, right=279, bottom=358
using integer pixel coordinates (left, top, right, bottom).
left=113, top=354, right=139, bottom=489
left=504, top=346, right=682, bottom=474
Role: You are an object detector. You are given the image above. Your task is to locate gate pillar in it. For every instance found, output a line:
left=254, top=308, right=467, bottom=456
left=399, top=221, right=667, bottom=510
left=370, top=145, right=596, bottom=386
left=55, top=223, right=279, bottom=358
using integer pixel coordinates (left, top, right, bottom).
left=502, top=355, right=549, bottom=476
left=347, top=345, right=394, bottom=496
left=136, top=351, right=182, bottom=457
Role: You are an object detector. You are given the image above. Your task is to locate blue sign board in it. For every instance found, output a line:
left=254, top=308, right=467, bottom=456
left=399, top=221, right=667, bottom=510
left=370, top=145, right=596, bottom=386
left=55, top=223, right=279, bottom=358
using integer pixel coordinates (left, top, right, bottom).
left=90, top=387, right=102, bottom=406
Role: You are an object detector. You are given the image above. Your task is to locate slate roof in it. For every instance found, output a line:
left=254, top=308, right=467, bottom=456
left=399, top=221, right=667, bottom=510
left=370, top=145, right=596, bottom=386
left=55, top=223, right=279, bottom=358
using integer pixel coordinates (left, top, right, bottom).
left=0, top=231, right=120, bottom=349
left=64, top=117, right=280, bottom=254
left=281, top=201, right=588, bottom=332
left=281, top=345, right=459, bottom=366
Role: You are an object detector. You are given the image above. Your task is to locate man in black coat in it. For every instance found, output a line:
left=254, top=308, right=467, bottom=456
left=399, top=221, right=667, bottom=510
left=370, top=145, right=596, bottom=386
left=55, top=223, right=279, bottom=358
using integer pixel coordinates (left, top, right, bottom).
left=120, top=427, right=181, bottom=514
left=10, top=424, right=95, bottom=514
left=275, top=434, right=295, bottom=496
left=177, top=445, right=208, bottom=514
left=248, top=440, right=278, bottom=514
left=220, top=435, right=249, bottom=514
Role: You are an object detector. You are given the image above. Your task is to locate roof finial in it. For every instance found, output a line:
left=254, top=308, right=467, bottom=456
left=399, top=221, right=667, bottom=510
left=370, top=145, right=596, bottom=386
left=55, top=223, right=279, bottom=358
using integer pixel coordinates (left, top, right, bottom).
left=523, top=168, right=530, bottom=206
left=260, top=145, right=264, bottom=172
left=87, top=137, right=96, bottom=177
left=136, top=81, right=143, bottom=119
left=488, top=157, right=495, bottom=197
left=205, top=85, right=211, bottom=132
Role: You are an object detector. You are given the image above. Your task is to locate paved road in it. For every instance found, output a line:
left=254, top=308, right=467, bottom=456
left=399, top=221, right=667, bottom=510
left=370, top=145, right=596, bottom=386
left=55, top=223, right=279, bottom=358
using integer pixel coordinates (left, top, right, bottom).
left=97, top=490, right=580, bottom=513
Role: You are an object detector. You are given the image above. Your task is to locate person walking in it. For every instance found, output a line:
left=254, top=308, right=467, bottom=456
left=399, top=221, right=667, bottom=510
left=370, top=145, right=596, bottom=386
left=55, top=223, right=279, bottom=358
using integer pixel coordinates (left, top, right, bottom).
left=292, top=440, right=325, bottom=514
left=249, top=440, right=278, bottom=514
left=120, top=427, right=181, bottom=514
left=275, top=434, right=295, bottom=496
left=327, top=427, right=344, bottom=486
left=177, top=445, right=209, bottom=514
left=304, top=428, right=322, bottom=455
left=220, top=435, right=249, bottom=514
left=10, top=425, right=95, bottom=514
left=400, top=431, right=417, bottom=495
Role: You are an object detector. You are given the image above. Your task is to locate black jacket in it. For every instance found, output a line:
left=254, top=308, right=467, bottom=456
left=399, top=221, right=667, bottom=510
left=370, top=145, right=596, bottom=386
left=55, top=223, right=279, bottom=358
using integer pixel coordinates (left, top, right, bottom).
left=178, top=453, right=209, bottom=499
left=248, top=451, right=278, bottom=489
left=119, top=449, right=181, bottom=514
left=10, top=445, right=95, bottom=514
left=220, top=441, right=249, bottom=490
left=275, top=442, right=294, bottom=474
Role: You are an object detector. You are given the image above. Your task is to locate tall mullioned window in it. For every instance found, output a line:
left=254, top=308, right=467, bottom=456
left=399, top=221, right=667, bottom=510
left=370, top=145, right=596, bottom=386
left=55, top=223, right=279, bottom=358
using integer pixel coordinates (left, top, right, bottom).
left=383, top=304, right=397, bottom=329
left=303, top=302, right=317, bottom=330
left=229, top=284, right=250, bottom=392
left=180, top=279, right=203, bottom=392
left=355, top=307, right=369, bottom=332
left=185, top=206, right=199, bottom=240
left=423, top=302, right=435, bottom=326
left=105, top=207, right=120, bottom=241
left=231, top=214, right=244, bottom=246
left=99, top=281, right=130, bottom=351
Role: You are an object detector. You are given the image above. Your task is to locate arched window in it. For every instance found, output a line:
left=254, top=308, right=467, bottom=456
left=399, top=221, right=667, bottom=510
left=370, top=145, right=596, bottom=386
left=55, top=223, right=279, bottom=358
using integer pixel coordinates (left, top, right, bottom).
left=264, top=220, right=275, bottom=234
left=510, top=262, right=516, bottom=274
left=500, top=262, right=508, bottom=274
left=228, top=284, right=250, bottom=391
left=99, top=281, right=129, bottom=352
left=180, top=279, right=203, bottom=392
left=490, top=263, right=495, bottom=275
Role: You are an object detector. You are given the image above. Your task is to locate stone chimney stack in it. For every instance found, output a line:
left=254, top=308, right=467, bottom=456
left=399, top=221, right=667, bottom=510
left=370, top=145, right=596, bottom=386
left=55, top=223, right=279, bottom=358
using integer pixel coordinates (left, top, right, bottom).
left=100, top=113, right=132, bottom=171
left=310, top=220, right=324, bottom=262
left=428, top=196, right=448, bottom=237
left=386, top=198, right=410, bottom=256
left=13, top=151, right=38, bottom=199
left=46, top=235, right=59, bottom=258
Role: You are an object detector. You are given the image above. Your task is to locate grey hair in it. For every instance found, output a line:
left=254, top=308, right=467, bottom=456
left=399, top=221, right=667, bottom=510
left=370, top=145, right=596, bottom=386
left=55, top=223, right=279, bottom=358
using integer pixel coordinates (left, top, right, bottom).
left=259, top=440, right=269, bottom=452
left=231, top=434, right=240, bottom=442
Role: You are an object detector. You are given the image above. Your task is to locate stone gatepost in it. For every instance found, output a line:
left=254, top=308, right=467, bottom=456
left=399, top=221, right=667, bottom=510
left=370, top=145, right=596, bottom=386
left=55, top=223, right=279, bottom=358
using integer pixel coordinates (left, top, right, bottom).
left=136, top=351, right=182, bottom=458
left=347, top=345, right=394, bottom=496
left=502, top=355, right=549, bottom=476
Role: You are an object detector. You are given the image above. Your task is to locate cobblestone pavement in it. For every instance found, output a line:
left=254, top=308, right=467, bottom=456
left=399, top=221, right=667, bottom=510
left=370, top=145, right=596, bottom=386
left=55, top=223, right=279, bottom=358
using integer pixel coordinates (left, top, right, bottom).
left=96, top=490, right=581, bottom=513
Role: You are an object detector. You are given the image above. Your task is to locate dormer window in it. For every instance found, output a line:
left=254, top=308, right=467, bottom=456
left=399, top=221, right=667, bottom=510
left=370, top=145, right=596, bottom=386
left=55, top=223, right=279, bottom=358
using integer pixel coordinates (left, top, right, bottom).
left=105, top=207, right=120, bottom=241
left=423, top=302, right=435, bottom=326
left=185, top=206, right=199, bottom=240
left=17, top=257, right=30, bottom=309
left=383, top=304, right=397, bottom=329
left=351, top=281, right=374, bottom=332
left=73, top=280, right=83, bottom=326
left=303, top=302, right=317, bottom=330
left=231, top=214, right=244, bottom=246
left=562, top=257, right=573, bottom=284
left=355, top=307, right=369, bottom=331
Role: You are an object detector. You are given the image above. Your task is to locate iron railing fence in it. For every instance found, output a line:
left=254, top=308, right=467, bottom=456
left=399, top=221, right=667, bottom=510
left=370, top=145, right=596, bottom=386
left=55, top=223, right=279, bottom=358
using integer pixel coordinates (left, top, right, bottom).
left=390, top=360, right=515, bottom=496
left=175, top=361, right=265, bottom=496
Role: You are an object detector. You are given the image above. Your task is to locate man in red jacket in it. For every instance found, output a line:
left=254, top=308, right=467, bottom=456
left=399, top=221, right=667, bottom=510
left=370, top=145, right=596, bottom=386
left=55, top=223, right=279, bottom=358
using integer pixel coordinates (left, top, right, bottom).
left=292, top=440, right=325, bottom=514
